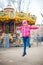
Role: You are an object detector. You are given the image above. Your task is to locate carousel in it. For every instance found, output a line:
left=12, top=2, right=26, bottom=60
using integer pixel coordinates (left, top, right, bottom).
left=0, top=5, right=36, bottom=47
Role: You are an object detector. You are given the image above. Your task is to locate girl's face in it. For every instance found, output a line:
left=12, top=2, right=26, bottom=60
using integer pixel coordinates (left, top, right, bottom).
left=22, top=20, right=28, bottom=26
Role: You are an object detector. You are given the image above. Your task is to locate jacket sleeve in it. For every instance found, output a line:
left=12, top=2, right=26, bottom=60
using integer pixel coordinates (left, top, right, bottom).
left=30, top=25, right=38, bottom=29
left=17, top=26, right=22, bottom=30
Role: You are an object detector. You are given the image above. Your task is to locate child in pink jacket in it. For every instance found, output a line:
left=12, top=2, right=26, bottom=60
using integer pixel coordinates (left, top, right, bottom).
left=18, top=20, right=38, bottom=56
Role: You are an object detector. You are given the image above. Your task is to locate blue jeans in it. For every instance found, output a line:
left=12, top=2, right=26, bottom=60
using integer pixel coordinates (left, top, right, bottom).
left=22, top=36, right=30, bottom=54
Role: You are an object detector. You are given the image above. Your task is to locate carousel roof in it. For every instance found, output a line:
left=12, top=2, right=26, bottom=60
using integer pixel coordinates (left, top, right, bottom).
left=4, top=3, right=14, bottom=10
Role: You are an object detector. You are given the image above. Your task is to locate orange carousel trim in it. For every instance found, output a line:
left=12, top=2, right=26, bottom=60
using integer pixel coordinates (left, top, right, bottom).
left=0, top=11, right=36, bottom=25
left=14, top=12, right=36, bottom=25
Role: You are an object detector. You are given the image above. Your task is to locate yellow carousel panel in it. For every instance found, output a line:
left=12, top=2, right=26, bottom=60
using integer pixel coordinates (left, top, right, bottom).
left=15, top=12, right=27, bottom=21
left=0, top=12, right=9, bottom=19
left=27, top=14, right=36, bottom=25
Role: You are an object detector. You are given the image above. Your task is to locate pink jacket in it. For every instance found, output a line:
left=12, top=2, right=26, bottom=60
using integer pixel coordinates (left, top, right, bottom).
left=18, top=25, right=38, bottom=37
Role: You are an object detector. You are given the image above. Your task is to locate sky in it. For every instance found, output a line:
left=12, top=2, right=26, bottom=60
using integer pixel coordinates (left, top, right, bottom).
left=0, top=0, right=43, bottom=24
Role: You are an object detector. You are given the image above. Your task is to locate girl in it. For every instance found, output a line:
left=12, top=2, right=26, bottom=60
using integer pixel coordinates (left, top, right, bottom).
left=18, top=20, right=38, bottom=56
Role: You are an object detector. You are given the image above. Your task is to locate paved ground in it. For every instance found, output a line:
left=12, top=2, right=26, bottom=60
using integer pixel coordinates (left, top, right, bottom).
left=0, top=45, right=43, bottom=65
